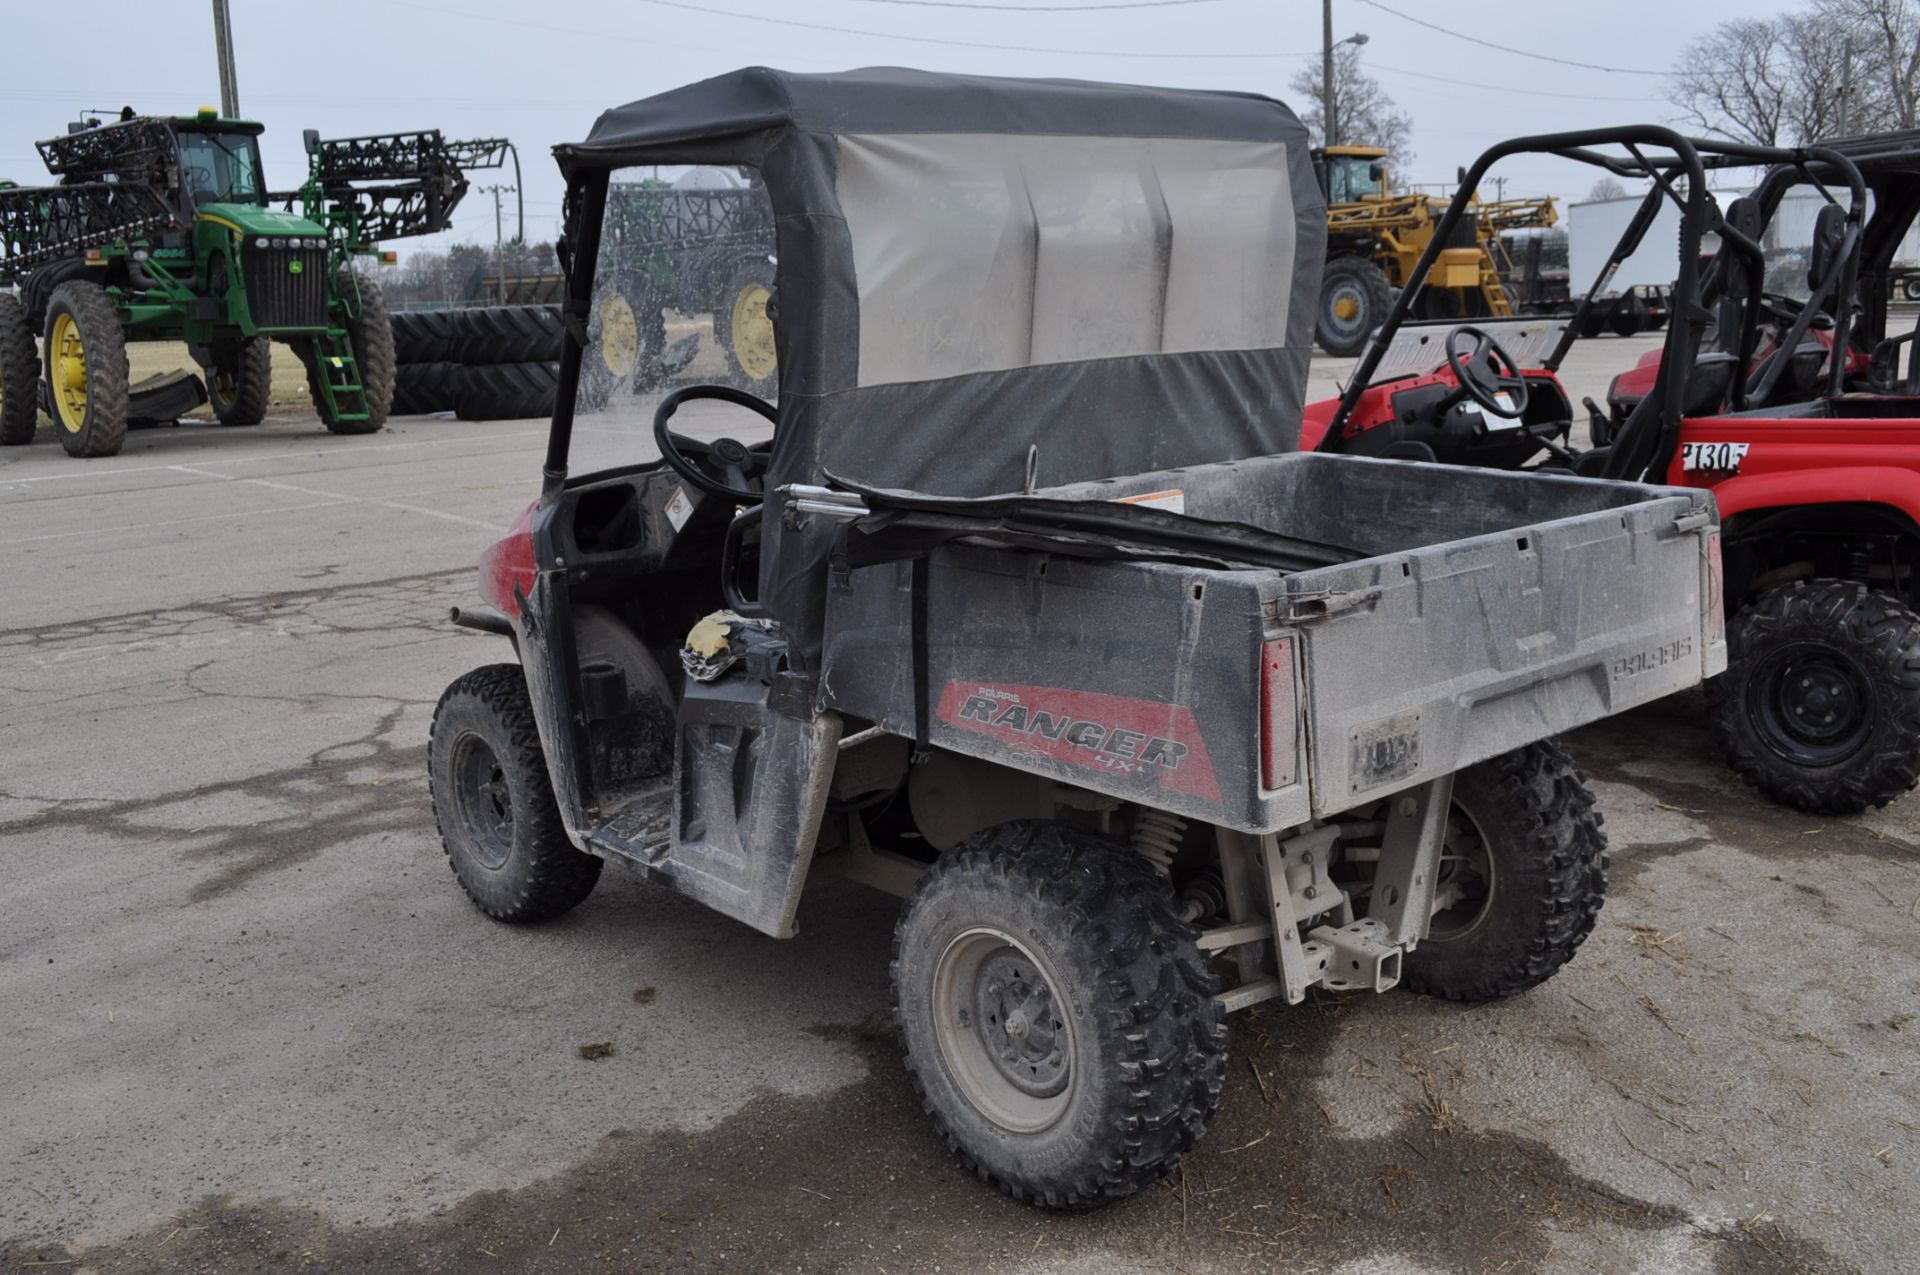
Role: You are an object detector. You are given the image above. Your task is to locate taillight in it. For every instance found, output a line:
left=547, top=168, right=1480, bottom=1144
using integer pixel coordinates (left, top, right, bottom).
left=1706, top=530, right=1725, bottom=644
left=1260, top=637, right=1297, bottom=790
left=479, top=500, right=538, bottom=619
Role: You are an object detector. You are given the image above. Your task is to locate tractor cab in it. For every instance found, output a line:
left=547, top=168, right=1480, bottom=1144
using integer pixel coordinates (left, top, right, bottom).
left=169, top=113, right=268, bottom=211
left=1314, top=145, right=1389, bottom=203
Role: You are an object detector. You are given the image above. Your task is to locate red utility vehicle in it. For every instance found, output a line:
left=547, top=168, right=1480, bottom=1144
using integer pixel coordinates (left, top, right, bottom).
left=1309, top=128, right=1920, bottom=815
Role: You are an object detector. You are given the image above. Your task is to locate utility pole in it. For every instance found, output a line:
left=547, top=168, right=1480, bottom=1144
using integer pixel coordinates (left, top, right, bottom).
left=1838, top=39, right=1856, bottom=136
left=1320, top=3, right=1368, bottom=149
left=482, top=183, right=512, bottom=304
left=1322, top=0, right=1337, bottom=148
left=210, top=0, right=240, bottom=118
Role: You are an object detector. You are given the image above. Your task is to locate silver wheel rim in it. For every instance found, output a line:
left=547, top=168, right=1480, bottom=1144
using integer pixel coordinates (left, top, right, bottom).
left=931, top=926, right=1077, bottom=1134
left=1429, top=803, right=1497, bottom=942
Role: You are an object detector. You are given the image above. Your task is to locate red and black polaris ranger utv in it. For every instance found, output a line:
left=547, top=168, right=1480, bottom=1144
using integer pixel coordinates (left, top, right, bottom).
left=1308, top=128, right=1920, bottom=817
left=428, top=71, right=1720, bottom=1207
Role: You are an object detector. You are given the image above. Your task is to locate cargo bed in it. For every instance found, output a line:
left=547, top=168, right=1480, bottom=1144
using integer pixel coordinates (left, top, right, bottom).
left=817, top=451, right=1723, bottom=829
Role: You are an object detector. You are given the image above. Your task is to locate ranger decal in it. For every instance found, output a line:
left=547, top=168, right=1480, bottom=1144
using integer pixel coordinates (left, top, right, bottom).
left=937, top=680, right=1222, bottom=802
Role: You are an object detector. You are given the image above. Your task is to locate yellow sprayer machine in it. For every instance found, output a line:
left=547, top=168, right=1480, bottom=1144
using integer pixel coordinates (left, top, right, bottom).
left=1311, top=146, right=1554, bottom=356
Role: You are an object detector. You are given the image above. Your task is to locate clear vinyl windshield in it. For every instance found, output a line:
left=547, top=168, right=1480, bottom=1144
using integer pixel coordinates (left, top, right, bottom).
left=569, top=166, right=778, bottom=475
left=176, top=130, right=264, bottom=207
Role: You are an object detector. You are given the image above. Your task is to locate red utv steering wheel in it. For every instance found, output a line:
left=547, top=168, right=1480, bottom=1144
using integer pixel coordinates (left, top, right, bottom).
left=1444, top=326, right=1530, bottom=420
left=653, top=384, right=776, bottom=503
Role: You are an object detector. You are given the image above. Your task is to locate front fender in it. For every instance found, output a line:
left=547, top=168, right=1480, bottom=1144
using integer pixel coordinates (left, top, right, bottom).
left=1707, top=467, right=1920, bottom=527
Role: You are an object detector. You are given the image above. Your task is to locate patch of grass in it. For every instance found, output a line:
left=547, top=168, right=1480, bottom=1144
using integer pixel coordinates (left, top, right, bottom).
left=33, top=340, right=310, bottom=431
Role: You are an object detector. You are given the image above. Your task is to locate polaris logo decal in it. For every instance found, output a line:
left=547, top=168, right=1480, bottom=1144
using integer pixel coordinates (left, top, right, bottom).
left=1679, top=441, right=1749, bottom=472
left=1612, top=635, right=1694, bottom=679
left=939, top=680, right=1222, bottom=801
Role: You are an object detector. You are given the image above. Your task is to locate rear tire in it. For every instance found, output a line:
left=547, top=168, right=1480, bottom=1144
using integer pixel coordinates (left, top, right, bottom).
left=43, top=281, right=128, bottom=458
left=892, top=821, right=1228, bottom=1208
left=429, top=664, right=602, bottom=922
left=713, top=257, right=778, bottom=396
left=392, top=360, right=460, bottom=415
left=1316, top=255, right=1393, bottom=357
left=1709, top=579, right=1920, bottom=814
left=209, top=335, right=272, bottom=426
left=454, top=361, right=560, bottom=421
left=1396, top=740, right=1608, bottom=1002
left=390, top=309, right=456, bottom=364
left=0, top=290, right=37, bottom=445
left=451, top=304, right=565, bottom=365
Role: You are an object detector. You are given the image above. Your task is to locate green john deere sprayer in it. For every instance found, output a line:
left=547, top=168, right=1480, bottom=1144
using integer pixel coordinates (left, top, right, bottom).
left=0, top=109, right=509, bottom=457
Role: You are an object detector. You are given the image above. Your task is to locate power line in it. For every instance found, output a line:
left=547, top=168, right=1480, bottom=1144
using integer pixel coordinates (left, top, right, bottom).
left=626, top=0, right=1307, bottom=58
left=850, top=0, right=1221, bottom=8
left=1369, top=62, right=1650, bottom=104
left=1354, top=0, right=1666, bottom=77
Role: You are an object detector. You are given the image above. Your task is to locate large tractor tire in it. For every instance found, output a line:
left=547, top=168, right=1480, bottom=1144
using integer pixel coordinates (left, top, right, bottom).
left=1387, top=740, right=1608, bottom=1002
left=454, top=362, right=559, bottom=421
left=1316, top=255, right=1393, bottom=357
left=312, top=270, right=395, bottom=435
left=390, top=309, right=457, bottom=364
left=392, top=360, right=460, bottom=416
left=43, top=281, right=129, bottom=458
left=713, top=257, right=778, bottom=396
left=209, top=335, right=273, bottom=426
left=451, top=305, right=565, bottom=366
left=892, top=821, right=1228, bottom=1208
left=0, top=290, right=38, bottom=445
left=430, top=663, right=602, bottom=922
left=580, top=273, right=666, bottom=410
left=1709, top=579, right=1920, bottom=814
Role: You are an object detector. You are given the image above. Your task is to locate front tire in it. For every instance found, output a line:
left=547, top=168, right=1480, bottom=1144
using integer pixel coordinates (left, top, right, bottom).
left=0, top=290, right=39, bottom=445
left=1395, top=740, right=1608, bottom=1002
left=316, top=270, right=395, bottom=434
left=1709, top=579, right=1920, bottom=814
left=43, top=281, right=129, bottom=458
left=209, top=336, right=272, bottom=426
left=892, top=821, right=1227, bottom=1208
left=1316, top=254, right=1393, bottom=357
left=429, top=664, right=602, bottom=922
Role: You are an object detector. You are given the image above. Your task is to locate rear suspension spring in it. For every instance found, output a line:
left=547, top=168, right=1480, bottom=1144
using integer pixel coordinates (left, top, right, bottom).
left=1131, top=808, right=1187, bottom=876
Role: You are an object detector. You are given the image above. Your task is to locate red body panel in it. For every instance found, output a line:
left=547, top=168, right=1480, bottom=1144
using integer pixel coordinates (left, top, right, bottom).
left=1299, top=367, right=1564, bottom=451
left=480, top=500, right=539, bottom=618
left=1664, top=417, right=1920, bottom=524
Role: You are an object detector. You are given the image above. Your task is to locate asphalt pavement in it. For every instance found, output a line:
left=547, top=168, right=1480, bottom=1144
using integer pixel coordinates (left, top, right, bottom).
left=2, top=335, right=1916, bottom=1274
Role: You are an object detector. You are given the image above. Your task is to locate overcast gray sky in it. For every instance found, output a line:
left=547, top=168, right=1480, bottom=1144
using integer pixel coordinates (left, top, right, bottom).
left=3, top=0, right=1770, bottom=256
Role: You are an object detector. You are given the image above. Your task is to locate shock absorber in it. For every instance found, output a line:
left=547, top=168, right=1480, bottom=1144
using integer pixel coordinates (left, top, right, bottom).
left=1131, top=807, right=1186, bottom=876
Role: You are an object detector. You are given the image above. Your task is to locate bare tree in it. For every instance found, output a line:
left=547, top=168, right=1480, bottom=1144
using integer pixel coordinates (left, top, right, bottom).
left=1290, top=46, right=1415, bottom=177
left=1669, top=1, right=1920, bottom=143
left=1822, top=0, right=1920, bottom=130
left=1667, top=18, right=1788, bottom=145
left=1780, top=10, right=1860, bottom=140
left=1586, top=177, right=1629, bottom=202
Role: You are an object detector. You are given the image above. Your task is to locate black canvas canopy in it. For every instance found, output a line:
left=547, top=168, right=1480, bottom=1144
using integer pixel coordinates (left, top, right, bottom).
left=553, top=66, right=1324, bottom=659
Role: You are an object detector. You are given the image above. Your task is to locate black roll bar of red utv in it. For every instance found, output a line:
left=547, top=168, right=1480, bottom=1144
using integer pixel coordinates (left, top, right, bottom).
left=1317, top=128, right=1866, bottom=483
left=1316, top=126, right=1712, bottom=482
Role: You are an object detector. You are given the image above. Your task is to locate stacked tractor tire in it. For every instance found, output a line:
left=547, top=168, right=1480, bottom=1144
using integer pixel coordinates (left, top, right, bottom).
left=390, top=306, right=565, bottom=421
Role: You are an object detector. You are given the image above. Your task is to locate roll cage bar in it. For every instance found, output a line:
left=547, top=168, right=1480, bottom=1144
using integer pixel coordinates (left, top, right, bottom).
left=1317, top=127, right=1867, bottom=483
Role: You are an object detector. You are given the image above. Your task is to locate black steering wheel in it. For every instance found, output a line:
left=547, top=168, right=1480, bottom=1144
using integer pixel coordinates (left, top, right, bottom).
left=652, top=384, right=776, bottom=503
left=1444, top=326, right=1530, bottom=419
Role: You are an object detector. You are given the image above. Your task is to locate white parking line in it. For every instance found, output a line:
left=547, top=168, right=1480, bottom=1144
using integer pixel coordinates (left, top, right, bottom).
left=167, top=465, right=506, bottom=532
left=0, top=498, right=353, bottom=546
left=0, top=426, right=547, bottom=487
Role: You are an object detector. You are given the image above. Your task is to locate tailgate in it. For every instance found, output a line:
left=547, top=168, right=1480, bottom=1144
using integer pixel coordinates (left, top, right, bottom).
left=1282, top=492, right=1723, bottom=815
